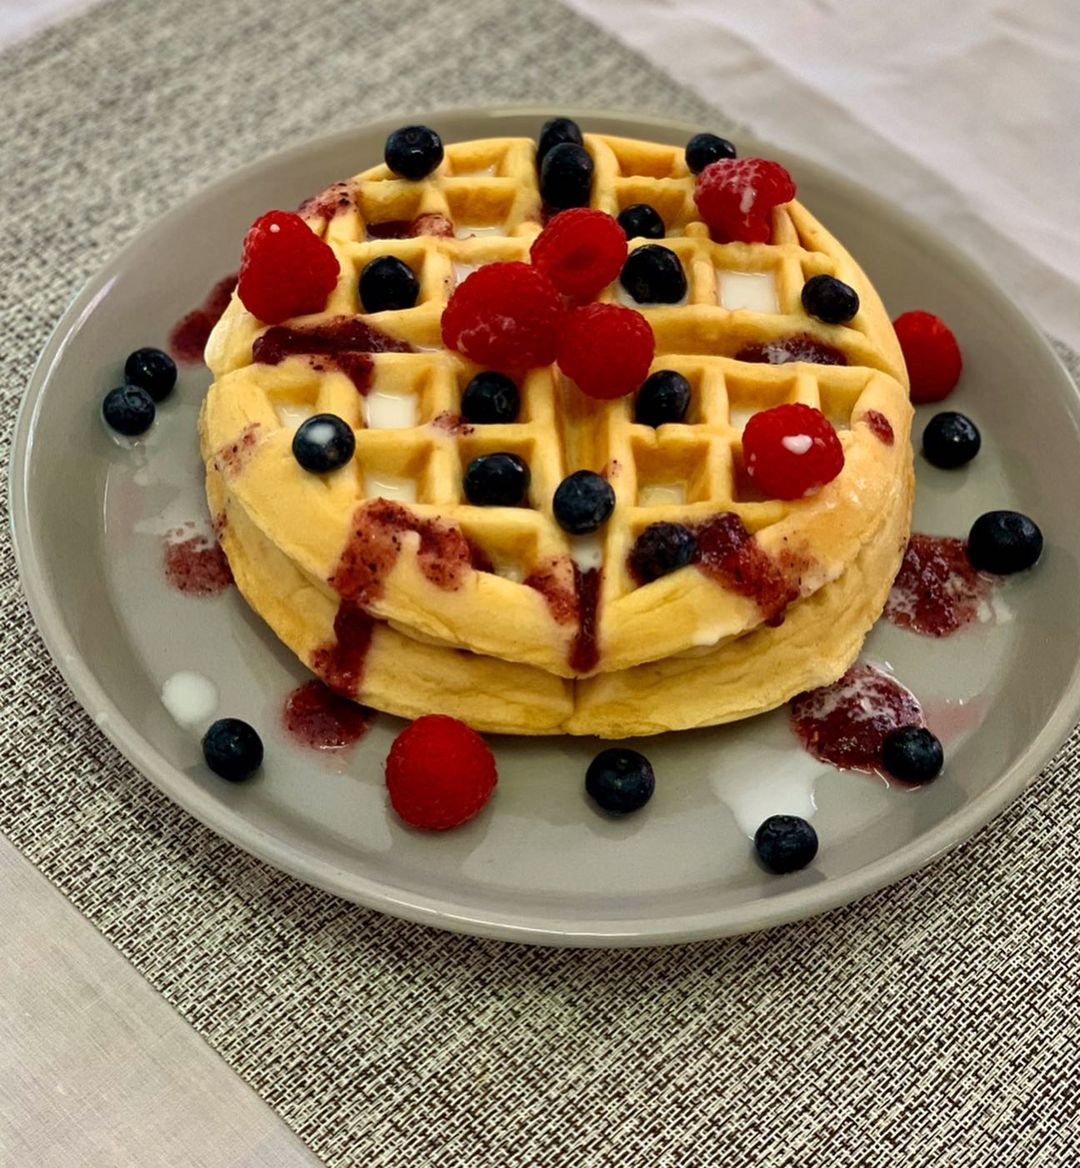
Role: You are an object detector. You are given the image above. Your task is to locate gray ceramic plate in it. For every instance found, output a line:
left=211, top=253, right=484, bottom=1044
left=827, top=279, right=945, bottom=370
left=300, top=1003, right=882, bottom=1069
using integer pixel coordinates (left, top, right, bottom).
left=11, top=108, right=1080, bottom=946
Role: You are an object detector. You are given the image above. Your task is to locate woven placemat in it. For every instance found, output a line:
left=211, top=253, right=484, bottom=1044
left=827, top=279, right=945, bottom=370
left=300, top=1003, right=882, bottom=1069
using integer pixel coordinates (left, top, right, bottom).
left=2, top=2, right=1077, bottom=1165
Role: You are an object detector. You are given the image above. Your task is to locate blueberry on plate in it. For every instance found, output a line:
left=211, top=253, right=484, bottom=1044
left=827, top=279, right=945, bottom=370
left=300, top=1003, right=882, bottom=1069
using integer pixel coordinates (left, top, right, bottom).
left=966, top=510, right=1043, bottom=574
left=384, top=125, right=444, bottom=180
left=922, top=411, right=981, bottom=469
left=685, top=131, right=737, bottom=173
left=617, top=203, right=665, bottom=240
left=124, top=347, right=177, bottom=402
left=102, top=384, right=155, bottom=436
left=202, top=718, right=263, bottom=782
left=540, top=142, right=593, bottom=209
left=537, top=116, right=584, bottom=168
left=881, top=726, right=944, bottom=784
left=754, top=815, right=818, bottom=874
left=464, top=452, right=531, bottom=506
left=292, top=413, right=356, bottom=473
left=628, top=522, right=697, bottom=584
left=585, top=747, right=655, bottom=814
left=635, top=369, right=691, bottom=427
left=359, top=256, right=419, bottom=313
left=619, top=244, right=687, bottom=304
left=801, top=274, right=859, bottom=324
left=461, top=371, right=520, bottom=424
left=553, top=470, right=616, bottom=535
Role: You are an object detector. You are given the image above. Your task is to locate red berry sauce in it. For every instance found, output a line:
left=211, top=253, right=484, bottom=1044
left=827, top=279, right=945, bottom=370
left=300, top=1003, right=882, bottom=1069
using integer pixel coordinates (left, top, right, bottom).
left=169, top=273, right=239, bottom=364
left=252, top=316, right=413, bottom=393
left=162, top=525, right=233, bottom=596
left=525, top=557, right=601, bottom=673
left=431, top=411, right=474, bottom=436
left=311, top=602, right=375, bottom=697
left=735, top=334, right=847, bottom=366
left=694, top=512, right=800, bottom=623
left=366, top=213, right=454, bottom=240
left=297, top=181, right=355, bottom=223
left=282, top=679, right=374, bottom=749
left=212, top=422, right=260, bottom=478
left=861, top=409, right=894, bottom=445
left=885, top=533, right=993, bottom=637
left=525, top=559, right=577, bottom=625
left=790, top=663, right=925, bottom=773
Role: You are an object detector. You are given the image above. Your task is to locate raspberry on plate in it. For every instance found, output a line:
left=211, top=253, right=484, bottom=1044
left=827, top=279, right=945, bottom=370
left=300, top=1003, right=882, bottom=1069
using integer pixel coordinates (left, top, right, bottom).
left=385, top=714, right=498, bottom=830
left=529, top=208, right=627, bottom=299
left=557, top=303, right=654, bottom=399
left=693, top=158, right=796, bottom=244
left=442, top=261, right=563, bottom=371
left=741, top=402, right=844, bottom=500
left=892, top=310, right=963, bottom=403
left=237, top=210, right=340, bottom=325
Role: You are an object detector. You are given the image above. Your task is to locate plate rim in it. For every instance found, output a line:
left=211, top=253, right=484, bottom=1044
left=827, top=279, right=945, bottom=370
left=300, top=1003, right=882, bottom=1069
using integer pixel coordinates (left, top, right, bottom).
left=10, top=103, right=1080, bottom=947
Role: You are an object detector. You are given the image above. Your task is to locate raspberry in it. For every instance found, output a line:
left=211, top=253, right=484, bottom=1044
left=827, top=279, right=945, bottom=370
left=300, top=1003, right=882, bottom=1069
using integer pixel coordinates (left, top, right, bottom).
left=441, top=262, right=563, bottom=371
left=892, top=311, right=963, bottom=403
left=693, top=158, right=796, bottom=244
left=742, top=403, right=844, bottom=500
left=557, top=303, right=655, bottom=399
left=385, top=714, right=498, bottom=831
left=237, top=211, right=340, bottom=325
left=530, top=208, right=627, bottom=299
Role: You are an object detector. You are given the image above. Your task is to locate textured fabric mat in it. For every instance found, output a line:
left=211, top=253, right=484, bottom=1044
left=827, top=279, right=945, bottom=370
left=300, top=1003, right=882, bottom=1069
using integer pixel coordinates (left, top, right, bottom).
left=2, top=2, right=1078, bottom=1165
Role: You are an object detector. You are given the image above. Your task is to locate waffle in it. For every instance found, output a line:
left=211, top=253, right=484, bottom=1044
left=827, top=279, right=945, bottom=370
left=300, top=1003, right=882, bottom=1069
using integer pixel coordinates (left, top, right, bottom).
left=200, top=130, right=913, bottom=731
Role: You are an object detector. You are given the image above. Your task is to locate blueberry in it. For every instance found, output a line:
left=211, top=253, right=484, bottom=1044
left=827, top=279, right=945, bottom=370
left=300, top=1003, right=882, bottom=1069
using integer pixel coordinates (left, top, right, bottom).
left=202, top=717, right=263, bottom=782
left=585, top=747, right=655, bottom=814
left=461, top=371, right=519, bottom=424
left=292, top=413, right=355, bottom=473
left=540, top=142, right=593, bottom=210
left=754, top=815, right=818, bottom=874
left=635, top=369, right=691, bottom=427
left=537, top=116, right=584, bottom=168
left=553, top=470, right=616, bottom=535
left=967, top=510, right=1043, bottom=574
left=801, top=274, right=859, bottom=324
left=124, top=347, right=177, bottom=402
left=881, top=726, right=944, bottom=784
left=617, top=203, right=665, bottom=240
left=464, top=452, right=530, bottom=506
left=922, top=411, right=981, bottom=469
left=384, top=125, right=444, bottom=180
left=619, top=245, right=687, bottom=304
left=685, top=132, right=737, bottom=174
left=628, top=522, right=697, bottom=584
left=102, top=384, right=155, bottom=436
left=359, top=256, right=419, bottom=313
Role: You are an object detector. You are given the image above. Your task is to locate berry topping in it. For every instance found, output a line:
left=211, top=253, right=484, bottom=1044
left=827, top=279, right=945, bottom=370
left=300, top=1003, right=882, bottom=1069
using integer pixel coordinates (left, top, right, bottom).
left=553, top=470, right=616, bottom=535
left=102, top=384, right=155, bottom=436
left=202, top=718, right=263, bottom=783
left=892, top=310, right=963, bottom=403
left=801, top=274, right=859, bottom=325
left=530, top=208, right=627, bottom=299
left=385, top=714, right=497, bottom=831
left=124, top=347, right=177, bottom=402
left=585, top=747, right=655, bottom=815
left=463, top=452, right=531, bottom=506
left=967, top=511, right=1043, bottom=575
left=359, top=256, right=419, bottom=313
left=442, top=262, right=563, bottom=371
left=540, top=142, right=594, bottom=210
left=635, top=369, right=691, bottom=427
left=922, top=411, right=981, bottom=469
left=557, top=303, right=655, bottom=400
left=741, top=403, right=844, bottom=500
left=735, top=334, right=847, bottom=367
left=628, top=522, right=697, bottom=584
left=754, top=815, right=818, bottom=874
left=461, top=371, right=520, bottom=424
left=384, top=125, right=444, bottom=180
left=292, top=413, right=356, bottom=473
left=237, top=210, right=339, bottom=325
left=619, top=244, right=687, bottom=304
left=693, top=158, right=795, bottom=244
left=536, top=116, right=584, bottom=167
left=617, top=203, right=665, bottom=240
left=685, top=131, right=737, bottom=173
left=881, top=726, right=944, bottom=785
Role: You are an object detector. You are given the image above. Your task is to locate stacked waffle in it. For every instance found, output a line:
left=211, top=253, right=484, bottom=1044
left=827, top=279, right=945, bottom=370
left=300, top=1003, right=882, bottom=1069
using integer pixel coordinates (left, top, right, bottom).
left=200, top=130, right=913, bottom=736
